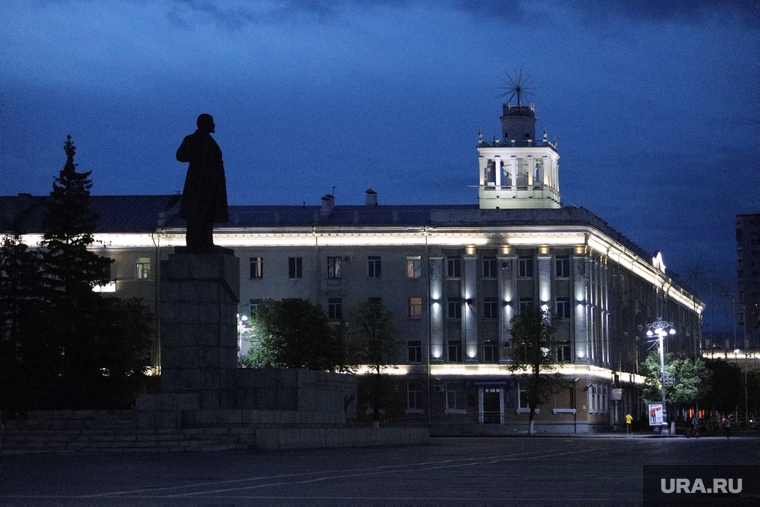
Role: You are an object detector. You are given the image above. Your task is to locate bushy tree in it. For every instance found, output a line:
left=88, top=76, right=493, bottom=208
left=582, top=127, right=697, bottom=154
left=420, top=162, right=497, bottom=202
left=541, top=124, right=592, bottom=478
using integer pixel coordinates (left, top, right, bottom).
left=347, top=300, right=398, bottom=426
left=639, top=351, right=709, bottom=409
left=242, top=298, right=348, bottom=372
left=507, top=305, right=565, bottom=435
left=701, top=358, right=743, bottom=415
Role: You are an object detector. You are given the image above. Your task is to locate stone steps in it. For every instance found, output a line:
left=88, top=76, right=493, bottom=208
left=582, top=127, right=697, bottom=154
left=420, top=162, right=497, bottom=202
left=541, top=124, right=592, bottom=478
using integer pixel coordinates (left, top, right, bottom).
left=1, top=425, right=251, bottom=454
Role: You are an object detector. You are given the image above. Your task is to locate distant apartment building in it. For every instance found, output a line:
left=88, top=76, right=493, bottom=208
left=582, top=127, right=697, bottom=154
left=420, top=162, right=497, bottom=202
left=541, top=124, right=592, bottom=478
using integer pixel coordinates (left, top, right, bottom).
left=1, top=100, right=703, bottom=432
left=736, top=213, right=760, bottom=349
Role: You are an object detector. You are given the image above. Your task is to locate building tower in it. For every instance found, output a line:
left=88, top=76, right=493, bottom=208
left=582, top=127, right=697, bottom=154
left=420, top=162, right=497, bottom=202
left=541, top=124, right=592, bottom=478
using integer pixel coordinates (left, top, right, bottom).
left=476, top=102, right=561, bottom=209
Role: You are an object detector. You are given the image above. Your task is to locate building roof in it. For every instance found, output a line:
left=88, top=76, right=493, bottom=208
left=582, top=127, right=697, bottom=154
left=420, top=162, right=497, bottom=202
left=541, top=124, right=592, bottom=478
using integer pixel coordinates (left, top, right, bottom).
left=1, top=194, right=650, bottom=261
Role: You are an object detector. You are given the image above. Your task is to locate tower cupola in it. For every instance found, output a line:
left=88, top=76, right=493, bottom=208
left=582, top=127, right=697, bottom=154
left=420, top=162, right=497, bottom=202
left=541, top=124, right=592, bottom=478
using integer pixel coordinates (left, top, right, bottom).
left=476, top=100, right=561, bottom=210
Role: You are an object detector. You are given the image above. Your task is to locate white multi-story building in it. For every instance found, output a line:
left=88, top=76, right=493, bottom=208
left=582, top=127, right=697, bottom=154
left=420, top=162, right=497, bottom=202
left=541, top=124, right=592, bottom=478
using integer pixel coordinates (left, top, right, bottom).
left=1, top=100, right=703, bottom=433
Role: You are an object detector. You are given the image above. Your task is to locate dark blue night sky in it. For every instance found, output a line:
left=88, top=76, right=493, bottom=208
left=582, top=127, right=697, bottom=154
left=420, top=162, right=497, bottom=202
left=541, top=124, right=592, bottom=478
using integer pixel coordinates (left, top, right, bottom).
left=1, top=1, right=759, bottom=332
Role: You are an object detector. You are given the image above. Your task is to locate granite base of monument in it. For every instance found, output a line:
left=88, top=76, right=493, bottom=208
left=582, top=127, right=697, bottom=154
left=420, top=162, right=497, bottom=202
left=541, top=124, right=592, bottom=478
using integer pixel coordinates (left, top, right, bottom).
left=158, top=252, right=240, bottom=410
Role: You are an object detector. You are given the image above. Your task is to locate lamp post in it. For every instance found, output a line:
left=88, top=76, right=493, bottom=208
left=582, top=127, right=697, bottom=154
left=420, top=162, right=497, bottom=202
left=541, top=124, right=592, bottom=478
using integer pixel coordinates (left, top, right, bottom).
left=647, top=318, right=676, bottom=434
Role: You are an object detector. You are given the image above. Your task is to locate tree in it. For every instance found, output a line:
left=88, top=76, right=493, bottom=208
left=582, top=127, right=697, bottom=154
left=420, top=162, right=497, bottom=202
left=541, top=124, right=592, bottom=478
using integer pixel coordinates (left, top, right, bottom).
left=701, top=358, right=744, bottom=416
left=346, top=300, right=398, bottom=426
left=507, top=305, right=565, bottom=435
left=639, top=351, right=709, bottom=410
left=0, top=137, right=153, bottom=412
left=242, top=298, right=348, bottom=372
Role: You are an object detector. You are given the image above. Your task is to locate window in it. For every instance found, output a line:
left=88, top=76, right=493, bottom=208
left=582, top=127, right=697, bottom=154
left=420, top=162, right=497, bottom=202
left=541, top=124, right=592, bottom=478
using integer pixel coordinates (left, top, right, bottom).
left=447, top=257, right=461, bottom=278
left=408, top=382, right=423, bottom=411
left=483, top=298, right=498, bottom=319
left=484, top=340, right=498, bottom=363
left=408, top=340, right=422, bottom=363
left=446, top=382, right=465, bottom=412
left=448, top=340, right=462, bottom=363
left=408, top=297, right=422, bottom=319
left=407, top=256, right=421, bottom=279
left=447, top=298, right=462, bottom=320
left=518, top=384, right=530, bottom=409
left=557, top=341, right=571, bottom=362
left=482, top=257, right=497, bottom=278
left=519, top=298, right=534, bottom=311
left=555, top=256, right=570, bottom=278
left=250, top=299, right=263, bottom=317
left=136, top=257, right=151, bottom=279
left=327, top=256, right=342, bottom=279
left=556, top=297, right=571, bottom=319
left=328, top=298, right=342, bottom=320
left=368, top=256, right=382, bottom=278
left=518, top=256, right=534, bottom=278
left=250, top=257, right=263, bottom=279
left=288, top=257, right=303, bottom=279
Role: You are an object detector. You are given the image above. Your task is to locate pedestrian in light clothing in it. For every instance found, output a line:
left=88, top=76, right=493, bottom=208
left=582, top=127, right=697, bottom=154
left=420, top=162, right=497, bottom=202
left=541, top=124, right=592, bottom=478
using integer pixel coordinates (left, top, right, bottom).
left=625, top=413, right=633, bottom=434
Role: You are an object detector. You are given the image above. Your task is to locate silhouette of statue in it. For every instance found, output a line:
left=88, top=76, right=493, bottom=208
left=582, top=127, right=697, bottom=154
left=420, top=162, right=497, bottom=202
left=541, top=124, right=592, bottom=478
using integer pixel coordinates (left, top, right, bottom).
left=176, top=114, right=229, bottom=253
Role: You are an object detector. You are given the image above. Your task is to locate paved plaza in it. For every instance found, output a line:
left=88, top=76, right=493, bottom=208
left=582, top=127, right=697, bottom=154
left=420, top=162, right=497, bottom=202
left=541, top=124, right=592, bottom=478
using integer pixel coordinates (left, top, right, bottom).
left=1, top=434, right=758, bottom=506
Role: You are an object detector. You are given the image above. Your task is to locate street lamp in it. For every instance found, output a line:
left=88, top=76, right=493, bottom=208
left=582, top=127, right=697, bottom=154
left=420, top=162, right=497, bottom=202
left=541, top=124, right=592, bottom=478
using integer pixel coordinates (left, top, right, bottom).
left=647, top=318, right=676, bottom=433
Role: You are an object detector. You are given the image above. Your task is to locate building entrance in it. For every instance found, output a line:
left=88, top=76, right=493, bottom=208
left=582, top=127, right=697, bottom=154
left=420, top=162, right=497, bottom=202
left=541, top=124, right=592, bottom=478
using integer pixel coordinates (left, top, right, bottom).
left=482, top=388, right=502, bottom=424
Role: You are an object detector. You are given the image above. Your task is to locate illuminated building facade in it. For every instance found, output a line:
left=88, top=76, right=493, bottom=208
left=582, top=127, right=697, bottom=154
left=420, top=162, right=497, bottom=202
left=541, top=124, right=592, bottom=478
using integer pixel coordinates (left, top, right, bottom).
left=0, top=102, right=703, bottom=433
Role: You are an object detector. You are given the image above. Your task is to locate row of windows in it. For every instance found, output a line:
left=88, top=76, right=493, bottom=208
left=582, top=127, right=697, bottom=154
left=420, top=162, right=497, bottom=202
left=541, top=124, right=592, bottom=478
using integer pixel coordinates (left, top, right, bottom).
left=250, top=296, right=571, bottom=323
left=249, top=255, right=572, bottom=280
left=406, top=339, right=572, bottom=364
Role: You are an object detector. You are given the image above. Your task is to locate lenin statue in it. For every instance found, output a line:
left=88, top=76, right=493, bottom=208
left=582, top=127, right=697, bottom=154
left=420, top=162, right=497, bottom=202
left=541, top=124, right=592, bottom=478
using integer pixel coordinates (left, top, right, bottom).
left=176, top=114, right=229, bottom=253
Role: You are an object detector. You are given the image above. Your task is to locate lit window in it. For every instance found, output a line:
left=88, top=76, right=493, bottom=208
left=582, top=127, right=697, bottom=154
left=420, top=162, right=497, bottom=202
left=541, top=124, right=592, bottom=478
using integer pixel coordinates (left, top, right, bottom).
left=368, top=256, right=382, bottom=278
left=407, top=256, right=421, bottom=279
left=408, top=297, right=422, bottom=319
left=407, top=340, right=422, bottom=363
left=328, top=298, right=342, bottom=320
left=136, top=257, right=151, bottom=279
left=250, top=257, right=263, bottom=279
left=288, top=257, right=303, bottom=279
left=447, top=257, right=461, bottom=278
left=327, top=256, right=342, bottom=279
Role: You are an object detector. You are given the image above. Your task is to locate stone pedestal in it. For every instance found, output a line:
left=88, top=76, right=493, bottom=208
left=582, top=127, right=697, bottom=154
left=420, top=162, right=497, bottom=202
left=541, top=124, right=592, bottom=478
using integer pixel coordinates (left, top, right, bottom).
left=159, top=252, right=240, bottom=410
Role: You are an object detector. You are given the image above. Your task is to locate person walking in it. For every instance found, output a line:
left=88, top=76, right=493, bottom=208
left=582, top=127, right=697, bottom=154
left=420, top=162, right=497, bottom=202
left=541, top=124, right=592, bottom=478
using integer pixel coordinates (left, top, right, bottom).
left=691, top=413, right=700, bottom=438
left=625, top=413, right=633, bottom=434
left=724, top=415, right=731, bottom=439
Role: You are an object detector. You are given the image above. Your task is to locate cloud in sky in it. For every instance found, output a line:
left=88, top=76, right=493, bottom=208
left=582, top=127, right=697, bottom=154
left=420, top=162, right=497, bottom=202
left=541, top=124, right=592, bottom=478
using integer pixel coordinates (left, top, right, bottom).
left=1, top=0, right=759, bottom=324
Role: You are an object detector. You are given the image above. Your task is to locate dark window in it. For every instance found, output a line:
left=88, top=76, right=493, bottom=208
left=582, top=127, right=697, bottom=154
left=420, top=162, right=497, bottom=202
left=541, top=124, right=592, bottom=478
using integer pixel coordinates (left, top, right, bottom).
left=288, top=257, right=303, bottom=279
left=447, top=257, right=462, bottom=278
left=556, top=297, right=571, bottom=319
left=484, top=340, right=498, bottom=363
left=483, top=257, right=498, bottom=278
left=448, top=298, right=462, bottom=319
left=408, top=382, right=423, bottom=409
left=557, top=341, right=571, bottom=362
left=555, top=256, right=570, bottom=278
left=519, top=298, right=534, bottom=311
left=448, top=341, right=462, bottom=363
left=328, top=297, right=342, bottom=320
left=368, top=256, right=382, bottom=278
left=408, top=340, right=422, bottom=363
left=484, top=298, right=498, bottom=319
left=518, top=257, right=534, bottom=278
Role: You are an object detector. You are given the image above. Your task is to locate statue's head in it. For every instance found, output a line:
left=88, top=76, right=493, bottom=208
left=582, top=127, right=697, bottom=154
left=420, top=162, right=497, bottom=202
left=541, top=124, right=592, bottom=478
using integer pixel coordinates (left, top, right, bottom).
left=197, top=114, right=215, bottom=133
